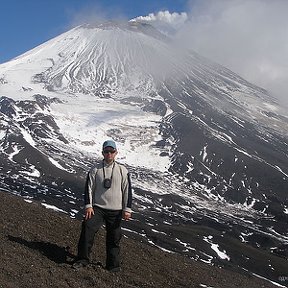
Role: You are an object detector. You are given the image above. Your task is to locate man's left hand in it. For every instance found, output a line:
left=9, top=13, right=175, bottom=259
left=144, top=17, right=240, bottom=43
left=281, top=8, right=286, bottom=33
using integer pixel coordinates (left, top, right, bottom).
left=122, top=211, right=131, bottom=220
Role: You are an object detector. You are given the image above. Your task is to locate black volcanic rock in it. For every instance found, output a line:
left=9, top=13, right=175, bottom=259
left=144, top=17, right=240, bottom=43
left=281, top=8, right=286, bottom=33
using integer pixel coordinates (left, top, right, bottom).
left=0, top=96, right=17, bottom=117
left=143, top=99, right=167, bottom=116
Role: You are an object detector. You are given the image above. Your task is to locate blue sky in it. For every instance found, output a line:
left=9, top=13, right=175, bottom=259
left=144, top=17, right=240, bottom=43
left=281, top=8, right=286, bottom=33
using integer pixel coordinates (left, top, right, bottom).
left=0, top=0, right=189, bottom=63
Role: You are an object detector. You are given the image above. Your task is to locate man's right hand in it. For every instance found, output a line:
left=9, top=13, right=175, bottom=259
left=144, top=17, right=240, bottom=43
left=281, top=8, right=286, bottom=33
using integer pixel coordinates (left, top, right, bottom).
left=85, top=207, right=94, bottom=220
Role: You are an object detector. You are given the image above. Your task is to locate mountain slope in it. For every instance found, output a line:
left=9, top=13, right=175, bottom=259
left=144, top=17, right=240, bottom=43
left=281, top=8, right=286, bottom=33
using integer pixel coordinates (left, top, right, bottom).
left=0, top=191, right=282, bottom=288
left=0, top=21, right=287, bottom=285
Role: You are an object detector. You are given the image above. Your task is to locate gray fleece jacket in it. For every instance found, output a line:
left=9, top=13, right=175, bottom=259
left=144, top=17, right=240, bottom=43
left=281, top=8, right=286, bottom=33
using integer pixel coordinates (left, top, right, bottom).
left=84, top=160, right=132, bottom=213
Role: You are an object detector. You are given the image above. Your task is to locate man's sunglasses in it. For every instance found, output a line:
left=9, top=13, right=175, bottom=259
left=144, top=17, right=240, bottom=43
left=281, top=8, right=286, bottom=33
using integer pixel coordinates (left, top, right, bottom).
left=103, top=149, right=116, bottom=154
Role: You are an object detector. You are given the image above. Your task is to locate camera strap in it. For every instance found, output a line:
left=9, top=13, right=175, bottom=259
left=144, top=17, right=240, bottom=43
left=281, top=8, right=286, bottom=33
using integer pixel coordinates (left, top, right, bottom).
left=102, top=160, right=115, bottom=181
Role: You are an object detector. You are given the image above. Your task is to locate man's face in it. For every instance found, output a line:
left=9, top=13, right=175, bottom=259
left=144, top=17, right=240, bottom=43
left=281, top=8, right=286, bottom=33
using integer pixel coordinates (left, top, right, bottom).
left=102, top=147, right=117, bottom=163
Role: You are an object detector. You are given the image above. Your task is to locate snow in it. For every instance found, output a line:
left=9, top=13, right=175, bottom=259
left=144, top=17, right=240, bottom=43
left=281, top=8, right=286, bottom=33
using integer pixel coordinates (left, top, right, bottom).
left=263, top=102, right=278, bottom=111
left=200, top=285, right=215, bottom=288
left=41, top=203, right=67, bottom=213
left=244, top=197, right=257, bottom=208
left=23, top=199, right=33, bottom=203
left=251, top=273, right=287, bottom=288
left=49, top=94, right=171, bottom=172
left=8, top=145, right=22, bottom=161
left=175, top=238, right=196, bottom=252
left=19, top=165, right=41, bottom=178
left=203, top=236, right=230, bottom=261
left=151, top=229, right=167, bottom=235
left=0, top=23, right=182, bottom=101
left=274, top=165, right=288, bottom=177
left=201, top=145, right=208, bottom=162
left=0, top=130, right=6, bottom=139
left=48, top=156, right=69, bottom=171
left=19, top=126, right=36, bottom=147
left=231, top=116, right=245, bottom=128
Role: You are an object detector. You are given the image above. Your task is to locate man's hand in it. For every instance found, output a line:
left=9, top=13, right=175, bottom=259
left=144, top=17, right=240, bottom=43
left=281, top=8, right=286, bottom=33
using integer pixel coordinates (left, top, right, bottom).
left=122, top=211, right=131, bottom=220
left=85, top=207, right=94, bottom=220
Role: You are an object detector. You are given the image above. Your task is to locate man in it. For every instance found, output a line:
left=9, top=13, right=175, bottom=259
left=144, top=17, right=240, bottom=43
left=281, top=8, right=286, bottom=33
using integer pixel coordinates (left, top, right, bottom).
left=73, top=140, right=132, bottom=272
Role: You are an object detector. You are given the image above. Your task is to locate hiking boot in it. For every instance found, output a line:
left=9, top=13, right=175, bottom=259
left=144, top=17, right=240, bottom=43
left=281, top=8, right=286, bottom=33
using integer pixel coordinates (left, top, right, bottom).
left=72, top=260, right=89, bottom=269
left=106, top=266, right=120, bottom=272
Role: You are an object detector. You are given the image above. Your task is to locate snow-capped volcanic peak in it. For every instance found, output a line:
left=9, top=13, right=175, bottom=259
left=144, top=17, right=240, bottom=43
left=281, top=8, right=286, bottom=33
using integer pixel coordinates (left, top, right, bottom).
left=0, top=22, right=177, bottom=99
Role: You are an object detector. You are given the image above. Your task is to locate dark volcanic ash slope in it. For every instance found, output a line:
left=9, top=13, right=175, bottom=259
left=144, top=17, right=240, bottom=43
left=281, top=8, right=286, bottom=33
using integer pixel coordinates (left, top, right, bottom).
left=0, top=191, right=282, bottom=288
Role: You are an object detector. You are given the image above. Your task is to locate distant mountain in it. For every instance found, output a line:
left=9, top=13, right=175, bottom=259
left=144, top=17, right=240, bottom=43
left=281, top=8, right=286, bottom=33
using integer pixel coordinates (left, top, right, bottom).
left=0, top=21, right=287, bottom=285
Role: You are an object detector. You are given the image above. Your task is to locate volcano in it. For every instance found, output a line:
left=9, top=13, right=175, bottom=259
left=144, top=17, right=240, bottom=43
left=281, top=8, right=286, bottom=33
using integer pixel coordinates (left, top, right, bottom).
left=0, top=21, right=287, bottom=285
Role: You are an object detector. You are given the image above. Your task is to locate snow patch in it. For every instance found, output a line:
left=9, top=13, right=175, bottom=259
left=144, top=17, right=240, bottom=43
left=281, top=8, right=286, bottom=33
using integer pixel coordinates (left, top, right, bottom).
left=50, top=95, right=171, bottom=172
left=41, top=203, right=67, bottom=214
left=203, top=236, right=230, bottom=261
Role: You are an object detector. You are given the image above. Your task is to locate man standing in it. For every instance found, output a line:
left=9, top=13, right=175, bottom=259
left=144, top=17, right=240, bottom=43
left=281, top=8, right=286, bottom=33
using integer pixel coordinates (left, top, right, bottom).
left=73, top=140, right=132, bottom=272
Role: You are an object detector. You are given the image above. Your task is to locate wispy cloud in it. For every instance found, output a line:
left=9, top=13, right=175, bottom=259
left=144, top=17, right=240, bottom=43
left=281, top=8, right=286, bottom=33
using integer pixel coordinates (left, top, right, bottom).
left=137, top=2, right=288, bottom=105
left=173, top=0, right=288, bottom=105
left=66, top=2, right=128, bottom=28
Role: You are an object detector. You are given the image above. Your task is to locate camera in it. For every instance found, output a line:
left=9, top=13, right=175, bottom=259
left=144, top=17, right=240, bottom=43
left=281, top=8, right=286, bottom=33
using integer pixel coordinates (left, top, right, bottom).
left=103, top=178, right=112, bottom=188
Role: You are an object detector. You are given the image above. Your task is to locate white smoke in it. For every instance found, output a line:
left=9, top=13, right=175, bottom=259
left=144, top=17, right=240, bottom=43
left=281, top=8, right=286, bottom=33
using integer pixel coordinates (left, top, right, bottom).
left=131, top=11, right=188, bottom=35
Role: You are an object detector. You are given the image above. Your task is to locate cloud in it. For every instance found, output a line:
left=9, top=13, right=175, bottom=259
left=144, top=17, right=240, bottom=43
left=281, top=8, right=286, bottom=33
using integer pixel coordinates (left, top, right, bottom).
left=173, top=0, right=288, bottom=105
left=131, top=11, right=188, bottom=35
left=67, top=2, right=128, bottom=28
